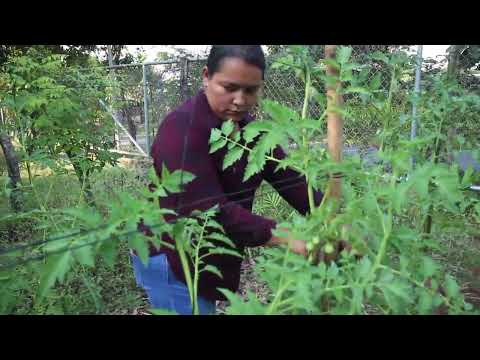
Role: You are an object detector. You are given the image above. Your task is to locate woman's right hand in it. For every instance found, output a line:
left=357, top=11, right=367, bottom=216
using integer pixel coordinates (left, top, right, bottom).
left=266, top=227, right=308, bottom=257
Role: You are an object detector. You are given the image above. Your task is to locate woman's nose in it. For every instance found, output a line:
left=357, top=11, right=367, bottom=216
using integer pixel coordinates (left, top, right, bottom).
left=232, top=90, right=247, bottom=106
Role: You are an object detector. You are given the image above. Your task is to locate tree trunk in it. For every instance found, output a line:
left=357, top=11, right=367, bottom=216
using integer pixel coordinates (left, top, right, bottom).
left=0, top=132, right=23, bottom=212
left=447, top=45, right=459, bottom=81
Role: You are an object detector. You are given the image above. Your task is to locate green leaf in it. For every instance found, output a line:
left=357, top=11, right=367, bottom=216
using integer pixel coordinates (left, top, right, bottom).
left=461, top=166, right=474, bottom=188
left=356, top=256, right=372, bottom=280
left=243, top=127, right=260, bottom=144
left=163, top=170, right=196, bottom=193
left=150, top=308, right=178, bottom=315
left=99, top=238, right=118, bottom=268
left=343, top=86, right=371, bottom=95
left=203, top=265, right=223, bottom=279
left=209, top=128, right=222, bottom=144
left=337, top=46, right=352, bottom=65
left=38, top=251, right=73, bottom=300
left=129, top=235, right=150, bottom=266
left=417, top=289, right=434, bottom=314
left=207, top=247, right=242, bottom=259
left=327, top=263, right=339, bottom=279
left=444, top=274, right=460, bottom=298
left=421, top=257, right=437, bottom=279
left=243, top=160, right=261, bottom=182
left=206, top=232, right=236, bottom=248
left=382, top=280, right=413, bottom=304
left=221, top=120, right=235, bottom=137
left=322, top=58, right=340, bottom=70
left=228, top=131, right=241, bottom=149
left=223, top=147, right=244, bottom=170
left=205, top=219, right=225, bottom=232
left=209, top=138, right=227, bottom=154
left=351, top=286, right=364, bottom=314
left=72, top=243, right=95, bottom=268
left=369, top=72, right=382, bottom=90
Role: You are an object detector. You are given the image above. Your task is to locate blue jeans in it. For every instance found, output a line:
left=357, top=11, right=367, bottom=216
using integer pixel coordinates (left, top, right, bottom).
left=131, top=252, right=216, bottom=315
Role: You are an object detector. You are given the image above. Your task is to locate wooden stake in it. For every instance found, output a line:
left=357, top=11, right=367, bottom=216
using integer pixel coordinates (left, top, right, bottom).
left=325, top=45, right=344, bottom=202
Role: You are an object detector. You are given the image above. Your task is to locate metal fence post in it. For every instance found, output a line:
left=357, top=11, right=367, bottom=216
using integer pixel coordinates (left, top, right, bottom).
left=143, top=63, right=150, bottom=153
left=107, top=45, right=121, bottom=151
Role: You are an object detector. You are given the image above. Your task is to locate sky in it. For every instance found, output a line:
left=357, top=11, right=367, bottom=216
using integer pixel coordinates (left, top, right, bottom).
left=127, top=45, right=451, bottom=62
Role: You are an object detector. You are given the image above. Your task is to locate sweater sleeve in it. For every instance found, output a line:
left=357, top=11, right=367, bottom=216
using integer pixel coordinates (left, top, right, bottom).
left=151, top=111, right=276, bottom=248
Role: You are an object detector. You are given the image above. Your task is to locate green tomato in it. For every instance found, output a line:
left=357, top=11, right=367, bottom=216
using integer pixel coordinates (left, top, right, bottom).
left=323, top=243, right=335, bottom=254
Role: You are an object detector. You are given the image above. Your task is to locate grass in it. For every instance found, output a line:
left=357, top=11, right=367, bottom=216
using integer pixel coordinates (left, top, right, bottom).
left=0, top=161, right=149, bottom=315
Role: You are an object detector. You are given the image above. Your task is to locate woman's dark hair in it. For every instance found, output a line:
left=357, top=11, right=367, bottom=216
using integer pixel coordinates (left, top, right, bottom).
left=206, top=45, right=266, bottom=79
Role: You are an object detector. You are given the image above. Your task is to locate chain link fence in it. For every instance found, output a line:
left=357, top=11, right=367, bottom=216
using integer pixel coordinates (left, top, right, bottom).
left=105, top=45, right=478, bottom=157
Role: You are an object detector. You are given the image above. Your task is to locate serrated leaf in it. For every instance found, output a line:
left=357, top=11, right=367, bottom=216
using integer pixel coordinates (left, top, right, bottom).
left=207, top=247, right=242, bottom=259
left=417, top=289, right=434, bottom=314
left=228, top=131, right=241, bottom=149
left=343, top=86, right=371, bottom=95
left=100, top=237, right=118, bottom=268
left=327, top=263, right=339, bottom=279
left=356, top=256, right=372, bottom=280
left=444, top=274, right=460, bottom=298
left=369, top=72, right=382, bottom=90
left=206, top=219, right=225, bottom=232
left=221, top=120, right=235, bottom=137
left=209, top=128, right=222, bottom=144
left=223, top=147, right=244, bottom=170
left=383, top=280, right=413, bottom=304
left=461, top=166, right=474, bottom=187
left=322, top=58, right=340, bottom=70
left=421, top=257, right=437, bottom=279
left=243, top=160, right=261, bottom=182
left=72, top=243, right=95, bottom=268
left=164, top=170, right=196, bottom=193
left=129, top=235, right=150, bottom=266
left=209, top=138, right=227, bottom=153
left=337, top=46, right=352, bottom=65
left=206, top=232, right=236, bottom=248
left=150, top=308, right=178, bottom=315
left=38, top=251, right=72, bottom=299
left=203, top=265, right=223, bottom=279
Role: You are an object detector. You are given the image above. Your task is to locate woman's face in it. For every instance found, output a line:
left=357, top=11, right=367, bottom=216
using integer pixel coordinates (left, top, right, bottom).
left=202, top=57, right=263, bottom=123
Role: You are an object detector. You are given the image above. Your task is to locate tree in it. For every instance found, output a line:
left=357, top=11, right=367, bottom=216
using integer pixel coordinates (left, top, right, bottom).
left=0, top=46, right=119, bottom=207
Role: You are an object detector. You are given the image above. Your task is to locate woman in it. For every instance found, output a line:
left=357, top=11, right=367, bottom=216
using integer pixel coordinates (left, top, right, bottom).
left=131, top=45, right=323, bottom=315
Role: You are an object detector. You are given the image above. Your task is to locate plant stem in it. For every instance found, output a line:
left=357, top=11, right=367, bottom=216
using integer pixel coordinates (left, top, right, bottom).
left=192, top=218, right=208, bottom=315
left=221, top=135, right=279, bottom=163
left=26, top=161, right=33, bottom=185
left=300, top=67, right=316, bottom=213
left=176, top=233, right=195, bottom=313
left=267, top=245, right=292, bottom=315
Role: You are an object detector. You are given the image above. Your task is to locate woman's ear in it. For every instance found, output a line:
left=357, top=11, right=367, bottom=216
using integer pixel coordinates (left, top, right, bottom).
left=202, top=66, right=209, bottom=88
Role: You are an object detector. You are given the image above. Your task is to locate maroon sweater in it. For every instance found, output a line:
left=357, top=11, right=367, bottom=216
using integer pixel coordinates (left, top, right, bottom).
left=147, top=90, right=323, bottom=301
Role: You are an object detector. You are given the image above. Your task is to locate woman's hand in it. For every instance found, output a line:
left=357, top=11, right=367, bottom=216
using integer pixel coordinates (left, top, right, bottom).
left=266, top=227, right=308, bottom=257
